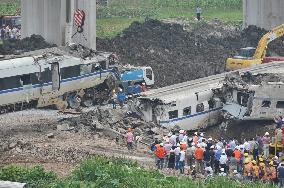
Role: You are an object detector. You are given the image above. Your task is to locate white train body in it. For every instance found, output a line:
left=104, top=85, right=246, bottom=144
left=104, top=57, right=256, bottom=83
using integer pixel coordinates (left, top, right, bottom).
left=131, top=61, right=284, bottom=130
left=131, top=76, right=224, bottom=130
left=0, top=51, right=113, bottom=111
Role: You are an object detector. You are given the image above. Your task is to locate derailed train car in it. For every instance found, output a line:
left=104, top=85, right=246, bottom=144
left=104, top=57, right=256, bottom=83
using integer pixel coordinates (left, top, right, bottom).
left=0, top=49, right=115, bottom=114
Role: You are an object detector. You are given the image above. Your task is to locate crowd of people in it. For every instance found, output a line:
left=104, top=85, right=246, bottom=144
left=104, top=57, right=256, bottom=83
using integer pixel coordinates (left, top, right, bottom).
left=0, top=25, right=21, bottom=40
left=150, top=116, right=284, bottom=186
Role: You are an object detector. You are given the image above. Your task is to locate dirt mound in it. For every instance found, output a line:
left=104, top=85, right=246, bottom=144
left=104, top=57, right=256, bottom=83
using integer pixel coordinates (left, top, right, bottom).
left=0, top=34, right=56, bottom=55
left=97, top=19, right=284, bottom=87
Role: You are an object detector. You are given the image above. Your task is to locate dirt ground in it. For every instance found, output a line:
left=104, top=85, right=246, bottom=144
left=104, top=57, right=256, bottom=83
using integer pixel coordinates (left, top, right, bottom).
left=0, top=108, right=155, bottom=176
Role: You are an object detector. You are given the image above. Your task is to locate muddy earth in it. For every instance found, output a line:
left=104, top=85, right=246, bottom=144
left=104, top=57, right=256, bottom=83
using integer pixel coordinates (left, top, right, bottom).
left=97, top=19, right=284, bottom=87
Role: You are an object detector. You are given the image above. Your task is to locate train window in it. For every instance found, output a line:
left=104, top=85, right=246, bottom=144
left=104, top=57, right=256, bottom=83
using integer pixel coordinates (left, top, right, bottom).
left=208, top=99, right=215, bottom=109
left=261, top=100, right=271, bottom=108
left=168, top=110, right=178, bottom=119
left=40, top=68, right=52, bottom=83
left=80, top=64, right=93, bottom=75
left=196, top=103, right=204, bottom=112
left=276, top=101, right=284, bottom=109
left=20, top=74, right=31, bottom=85
left=61, top=65, right=81, bottom=79
left=0, top=76, right=21, bottom=90
left=146, top=68, right=153, bottom=80
left=31, top=73, right=41, bottom=85
left=91, top=63, right=102, bottom=72
left=183, top=107, right=191, bottom=116
left=237, top=92, right=249, bottom=107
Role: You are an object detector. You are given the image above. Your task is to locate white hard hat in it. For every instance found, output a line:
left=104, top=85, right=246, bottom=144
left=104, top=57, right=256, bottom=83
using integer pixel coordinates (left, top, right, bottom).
left=282, top=118, right=284, bottom=122
left=210, top=145, right=214, bottom=149
left=194, top=132, right=198, bottom=135
left=220, top=168, right=224, bottom=172
left=208, top=137, right=212, bottom=141
left=160, top=143, right=164, bottom=146
left=142, top=82, right=145, bottom=85
left=188, top=137, right=193, bottom=142
left=119, top=88, right=122, bottom=92
left=265, top=132, right=269, bottom=136
left=200, top=133, right=204, bottom=137
left=233, top=170, right=238, bottom=174
left=179, top=130, right=184, bottom=134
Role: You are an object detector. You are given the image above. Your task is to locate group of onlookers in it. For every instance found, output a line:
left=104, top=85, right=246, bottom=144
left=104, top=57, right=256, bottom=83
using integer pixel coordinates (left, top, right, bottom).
left=0, top=25, right=21, bottom=40
left=150, top=118, right=284, bottom=187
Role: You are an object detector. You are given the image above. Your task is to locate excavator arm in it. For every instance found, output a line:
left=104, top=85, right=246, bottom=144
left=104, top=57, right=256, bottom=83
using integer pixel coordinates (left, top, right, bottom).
left=253, top=24, right=284, bottom=59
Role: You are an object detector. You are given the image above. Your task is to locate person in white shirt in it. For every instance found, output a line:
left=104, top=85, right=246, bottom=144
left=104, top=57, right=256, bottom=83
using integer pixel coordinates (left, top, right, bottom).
left=219, top=151, right=228, bottom=173
left=219, top=168, right=227, bottom=176
left=179, top=149, right=186, bottom=174
left=204, top=163, right=213, bottom=177
left=169, top=134, right=177, bottom=147
left=174, top=144, right=181, bottom=170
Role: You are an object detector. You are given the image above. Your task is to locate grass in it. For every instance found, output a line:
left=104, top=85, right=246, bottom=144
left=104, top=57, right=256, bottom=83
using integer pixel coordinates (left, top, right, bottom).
left=97, top=7, right=242, bottom=38
left=97, top=17, right=143, bottom=38
left=0, top=156, right=277, bottom=188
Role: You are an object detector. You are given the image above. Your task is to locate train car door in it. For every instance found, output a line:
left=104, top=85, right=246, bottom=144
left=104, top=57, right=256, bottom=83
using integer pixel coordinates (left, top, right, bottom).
left=51, top=63, right=60, bottom=91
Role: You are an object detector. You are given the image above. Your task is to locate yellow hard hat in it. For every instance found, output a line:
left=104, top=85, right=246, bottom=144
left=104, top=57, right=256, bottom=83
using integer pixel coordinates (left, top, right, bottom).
left=269, top=161, right=274, bottom=166
left=244, top=153, right=249, bottom=157
left=252, top=160, right=256, bottom=165
left=260, top=162, right=265, bottom=167
left=259, top=158, right=264, bottom=162
left=244, top=160, right=249, bottom=164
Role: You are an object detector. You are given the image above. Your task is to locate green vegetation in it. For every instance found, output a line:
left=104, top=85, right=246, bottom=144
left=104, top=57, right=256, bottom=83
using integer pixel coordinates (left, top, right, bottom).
left=0, top=156, right=276, bottom=188
left=97, top=0, right=243, bottom=38
left=0, top=0, right=20, bottom=15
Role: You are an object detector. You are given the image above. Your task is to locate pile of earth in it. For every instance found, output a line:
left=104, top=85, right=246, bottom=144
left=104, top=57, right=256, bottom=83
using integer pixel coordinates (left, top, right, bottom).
left=0, top=34, right=56, bottom=55
left=97, top=19, right=284, bottom=87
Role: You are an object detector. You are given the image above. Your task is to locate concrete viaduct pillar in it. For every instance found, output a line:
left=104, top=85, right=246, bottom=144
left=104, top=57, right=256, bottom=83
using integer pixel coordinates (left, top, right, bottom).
left=243, top=0, right=284, bottom=30
left=21, top=0, right=96, bottom=50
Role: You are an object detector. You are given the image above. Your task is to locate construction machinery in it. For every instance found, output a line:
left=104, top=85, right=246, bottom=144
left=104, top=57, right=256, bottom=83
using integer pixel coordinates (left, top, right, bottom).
left=226, top=24, right=284, bottom=71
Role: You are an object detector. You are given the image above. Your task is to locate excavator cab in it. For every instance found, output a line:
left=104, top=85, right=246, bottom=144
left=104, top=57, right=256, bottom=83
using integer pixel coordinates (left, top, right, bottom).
left=237, top=47, right=256, bottom=59
left=226, top=47, right=262, bottom=71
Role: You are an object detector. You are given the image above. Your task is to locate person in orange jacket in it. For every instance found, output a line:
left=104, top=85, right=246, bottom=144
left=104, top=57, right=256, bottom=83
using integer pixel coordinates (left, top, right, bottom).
left=243, top=160, right=253, bottom=181
left=268, top=161, right=277, bottom=183
left=251, top=160, right=259, bottom=181
left=259, top=162, right=267, bottom=181
left=195, top=144, right=204, bottom=174
left=155, top=143, right=167, bottom=170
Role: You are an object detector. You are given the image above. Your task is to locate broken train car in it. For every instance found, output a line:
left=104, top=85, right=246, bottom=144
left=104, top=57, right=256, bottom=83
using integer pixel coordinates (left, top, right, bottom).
left=0, top=47, right=117, bottom=113
left=213, top=63, right=284, bottom=120
left=130, top=61, right=284, bottom=130
left=129, top=75, right=224, bottom=130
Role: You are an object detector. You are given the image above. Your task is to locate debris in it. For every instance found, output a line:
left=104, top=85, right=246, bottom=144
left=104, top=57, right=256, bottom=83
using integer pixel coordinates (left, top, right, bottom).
left=47, top=133, right=55, bottom=138
left=9, top=142, right=17, bottom=149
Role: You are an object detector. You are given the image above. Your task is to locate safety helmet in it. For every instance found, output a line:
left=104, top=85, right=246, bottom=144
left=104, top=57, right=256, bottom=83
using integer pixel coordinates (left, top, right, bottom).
left=160, top=143, right=164, bottom=147
left=269, top=161, right=274, bottom=166
left=244, top=153, right=249, bottom=157
left=252, top=160, right=256, bottom=165
left=265, top=132, right=269, bottom=136
left=259, top=158, right=264, bottom=162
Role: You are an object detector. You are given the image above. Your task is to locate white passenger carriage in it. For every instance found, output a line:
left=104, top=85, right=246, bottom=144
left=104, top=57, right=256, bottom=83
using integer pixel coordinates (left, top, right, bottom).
left=131, top=75, right=224, bottom=130
left=0, top=49, right=114, bottom=113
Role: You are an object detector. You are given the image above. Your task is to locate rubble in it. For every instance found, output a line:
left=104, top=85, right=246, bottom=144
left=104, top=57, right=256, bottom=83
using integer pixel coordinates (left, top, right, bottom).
left=60, top=107, right=169, bottom=142
left=97, top=19, right=284, bottom=87
left=0, top=35, right=56, bottom=55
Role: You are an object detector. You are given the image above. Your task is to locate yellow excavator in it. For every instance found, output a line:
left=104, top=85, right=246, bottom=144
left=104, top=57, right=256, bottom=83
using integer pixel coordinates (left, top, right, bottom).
left=226, top=24, right=284, bottom=71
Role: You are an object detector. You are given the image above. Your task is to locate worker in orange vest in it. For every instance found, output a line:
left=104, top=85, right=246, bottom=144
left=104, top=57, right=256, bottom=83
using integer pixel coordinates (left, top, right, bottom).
left=195, top=144, right=204, bottom=174
left=251, top=160, right=259, bottom=181
left=155, top=143, right=167, bottom=170
left=243, top=159, right=253, bottom=180
left=268, top=161, right=277, bottom=182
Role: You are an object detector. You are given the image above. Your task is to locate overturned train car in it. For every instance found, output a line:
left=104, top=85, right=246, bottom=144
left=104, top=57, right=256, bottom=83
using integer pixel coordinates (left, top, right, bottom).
left=213, top=68, right=284, bottom=120
left=0, top=51, right=115, bottom=114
